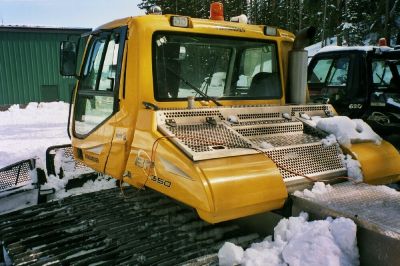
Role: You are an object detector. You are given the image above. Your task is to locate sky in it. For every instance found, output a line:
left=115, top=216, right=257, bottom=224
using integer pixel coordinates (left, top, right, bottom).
left=0, top=0, right=145, bottom=29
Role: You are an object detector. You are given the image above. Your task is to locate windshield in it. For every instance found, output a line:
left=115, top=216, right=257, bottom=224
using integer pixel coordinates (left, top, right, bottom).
left=153, top=32, right=281, bottom=101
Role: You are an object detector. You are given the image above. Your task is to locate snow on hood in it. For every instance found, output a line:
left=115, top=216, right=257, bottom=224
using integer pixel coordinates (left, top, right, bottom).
left=313, top=116, right=382, bottom=148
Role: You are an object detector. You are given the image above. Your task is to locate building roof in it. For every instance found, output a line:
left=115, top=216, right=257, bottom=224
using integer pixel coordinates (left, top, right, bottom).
left=0, top=25, right=91, bottom=34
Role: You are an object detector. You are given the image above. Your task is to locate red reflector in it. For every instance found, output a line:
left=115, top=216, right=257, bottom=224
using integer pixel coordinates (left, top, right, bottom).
left=210, top=2, right=224, bottom=20
left=378, top=38, right=387, bottom=46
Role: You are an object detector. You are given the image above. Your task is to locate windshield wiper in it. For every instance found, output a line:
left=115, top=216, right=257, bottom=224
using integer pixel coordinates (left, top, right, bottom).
left=166, top=67, right=223, bottom=107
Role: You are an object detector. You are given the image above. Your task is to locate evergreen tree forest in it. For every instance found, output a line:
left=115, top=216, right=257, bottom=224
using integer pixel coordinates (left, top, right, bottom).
left=137, top=0, right=400, bottom=46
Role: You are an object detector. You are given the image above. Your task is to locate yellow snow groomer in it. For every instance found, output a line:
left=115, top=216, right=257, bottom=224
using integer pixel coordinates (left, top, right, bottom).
left=60, top=4, right=400, bottom=223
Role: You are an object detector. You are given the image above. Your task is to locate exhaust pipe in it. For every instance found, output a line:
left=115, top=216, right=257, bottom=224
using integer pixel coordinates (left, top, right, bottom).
left=288, top=27, right=316, bottom=104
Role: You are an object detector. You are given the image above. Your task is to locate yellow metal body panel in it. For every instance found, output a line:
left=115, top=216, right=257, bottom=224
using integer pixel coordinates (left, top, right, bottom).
left=346, top=141, right=400, bottom=184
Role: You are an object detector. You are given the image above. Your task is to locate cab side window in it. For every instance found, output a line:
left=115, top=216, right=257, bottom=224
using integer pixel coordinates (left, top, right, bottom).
left=308, top=55, right=350, bottom=101
left=74, top=29, right=125, bottom=138
left=309, top=57, right=349, bottom=86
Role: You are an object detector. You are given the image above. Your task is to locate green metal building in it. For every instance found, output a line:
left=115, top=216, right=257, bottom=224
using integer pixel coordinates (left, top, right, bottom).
left=0, top=26, right=90, bottom=106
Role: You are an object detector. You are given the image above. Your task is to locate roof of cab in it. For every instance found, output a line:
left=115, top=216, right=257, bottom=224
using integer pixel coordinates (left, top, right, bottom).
left=92, top=14, right=294, bottom=40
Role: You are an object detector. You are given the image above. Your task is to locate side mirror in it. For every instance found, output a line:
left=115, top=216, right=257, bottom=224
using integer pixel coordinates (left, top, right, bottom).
left=60, top=41, right=77, bottom=76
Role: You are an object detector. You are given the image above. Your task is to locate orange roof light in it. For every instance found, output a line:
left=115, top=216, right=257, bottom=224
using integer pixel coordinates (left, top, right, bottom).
left=210, top=2, right=224, bottom=20
left=378, top=37, right=387, bottom=46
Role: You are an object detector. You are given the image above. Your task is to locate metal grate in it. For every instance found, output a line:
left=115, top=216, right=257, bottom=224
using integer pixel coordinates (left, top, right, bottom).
left=164, top=110, right=224, bottom=120
left=293, top=182, right=400, bottom=236
left=0, top=160, right=33, bottom=191
left=291, top=105, right=328, bottom=116
left=46, top=144, right=94, bottom=177
left=62, top=146, right=90, bottom=171
left=231, top=119, right=288, bottom=127
left=237, top=112, right=281, bottom=120
left=265, top=144, right=344, bottom=179
left=168, top=124, right=251, bottom=153
left=251, top=133, right=321, bottom=147
left=236, top=123, right=303, bottom=137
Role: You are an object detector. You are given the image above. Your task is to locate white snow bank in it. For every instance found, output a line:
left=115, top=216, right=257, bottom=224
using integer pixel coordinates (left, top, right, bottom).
left=315, top=116, right=382, bottom=148
left=218, top=212, right=359, bottom=266
left=0, top=102, right=70, bottom=169
left=294, top=182, right=333, bottom=199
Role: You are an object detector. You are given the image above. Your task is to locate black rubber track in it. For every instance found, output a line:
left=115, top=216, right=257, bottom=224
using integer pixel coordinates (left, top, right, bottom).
left=0, top=187, right=260, bottom=265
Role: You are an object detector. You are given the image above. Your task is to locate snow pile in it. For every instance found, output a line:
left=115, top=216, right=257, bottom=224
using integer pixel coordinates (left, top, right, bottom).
left=259, top=141, right=274, bottom=149
left=0, top=102, right=70, bottom=169
left=294, top=182, right=333, bottom=199
left=41, top=174, right=118, bottom=200
left=340, top=154, right=363, bottom=182
left=315, top=116, right=382, bottom=148
left=218, top=212, right=359, bottom=266
left=321, top=134, right=337, bottom=147
left=218, top=242, right=244, bottom=266
left=227, top=115, right=239, bottom=124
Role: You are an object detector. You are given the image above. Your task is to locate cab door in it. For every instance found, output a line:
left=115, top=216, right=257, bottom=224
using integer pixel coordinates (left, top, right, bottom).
left=72, top=27, right=127, bottom=173
left=308, top=53, right=366, bottom=117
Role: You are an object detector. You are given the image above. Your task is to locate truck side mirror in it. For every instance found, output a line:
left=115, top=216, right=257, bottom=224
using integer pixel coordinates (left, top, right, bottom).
left=60, top=41, right=77, bottom=76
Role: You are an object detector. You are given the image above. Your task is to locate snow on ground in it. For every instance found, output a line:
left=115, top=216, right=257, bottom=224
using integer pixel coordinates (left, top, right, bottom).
left=0, top=102, right=70, bottom=169
left=219, top=212, right=359, bottom=266
left=43, top=174, right=119, bottom=200
left=0, top=102, right=118, bottom=214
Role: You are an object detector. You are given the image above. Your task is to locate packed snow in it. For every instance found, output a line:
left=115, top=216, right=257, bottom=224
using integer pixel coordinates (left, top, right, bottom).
left=311, top=116, right=382, bottom=148
left=321, top=134, right=338, bottom=147
left=339, top=154, right=364, bottom=182
left=0, top=102, right=70, bottom=169
left=293, top=182, right=333, bottom=199
left=218, top=212, right=359, bottom=266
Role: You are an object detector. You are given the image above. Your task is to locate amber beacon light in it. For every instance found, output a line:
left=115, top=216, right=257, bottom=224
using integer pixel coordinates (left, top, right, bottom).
left=210, top=2, right=224, bottom=20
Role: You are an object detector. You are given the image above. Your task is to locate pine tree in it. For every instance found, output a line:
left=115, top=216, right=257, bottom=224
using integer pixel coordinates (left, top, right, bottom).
left=137, top=0, right=400, bottom=46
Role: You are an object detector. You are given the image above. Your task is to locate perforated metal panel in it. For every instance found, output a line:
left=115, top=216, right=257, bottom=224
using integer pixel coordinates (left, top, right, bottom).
left=251, top=134, right=321, bottom=147
left=0, top=160, right=33, bottom=191
left=46, top=144, right=94, bottom=178
left=167, top=124, right=251, bottom=153
left=265, top=144, right=345, bottom=180
left=236, top=122, right=303, bottom=137
left=237, top=112, right=281, bottom=120
left=157, top=104, right=346, bottom=182
left=291, top=105, right=332, bottom=116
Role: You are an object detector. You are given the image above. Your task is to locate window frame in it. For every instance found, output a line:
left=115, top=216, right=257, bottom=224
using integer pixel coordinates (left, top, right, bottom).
left=72, top=26, right=127, bottom=139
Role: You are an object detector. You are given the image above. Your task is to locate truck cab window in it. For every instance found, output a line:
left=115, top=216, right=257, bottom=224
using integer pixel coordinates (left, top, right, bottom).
left=153, top=32, right=281, bottom=101
left=372, top=60, right=392, bottom=88
left=308, top=56, right=350, bottom=101
left=74, top=30, right=124, bottom=137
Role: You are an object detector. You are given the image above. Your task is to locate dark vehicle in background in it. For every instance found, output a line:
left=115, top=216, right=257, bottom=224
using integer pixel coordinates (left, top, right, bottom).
left=308, top=46, right=400, bottom=148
